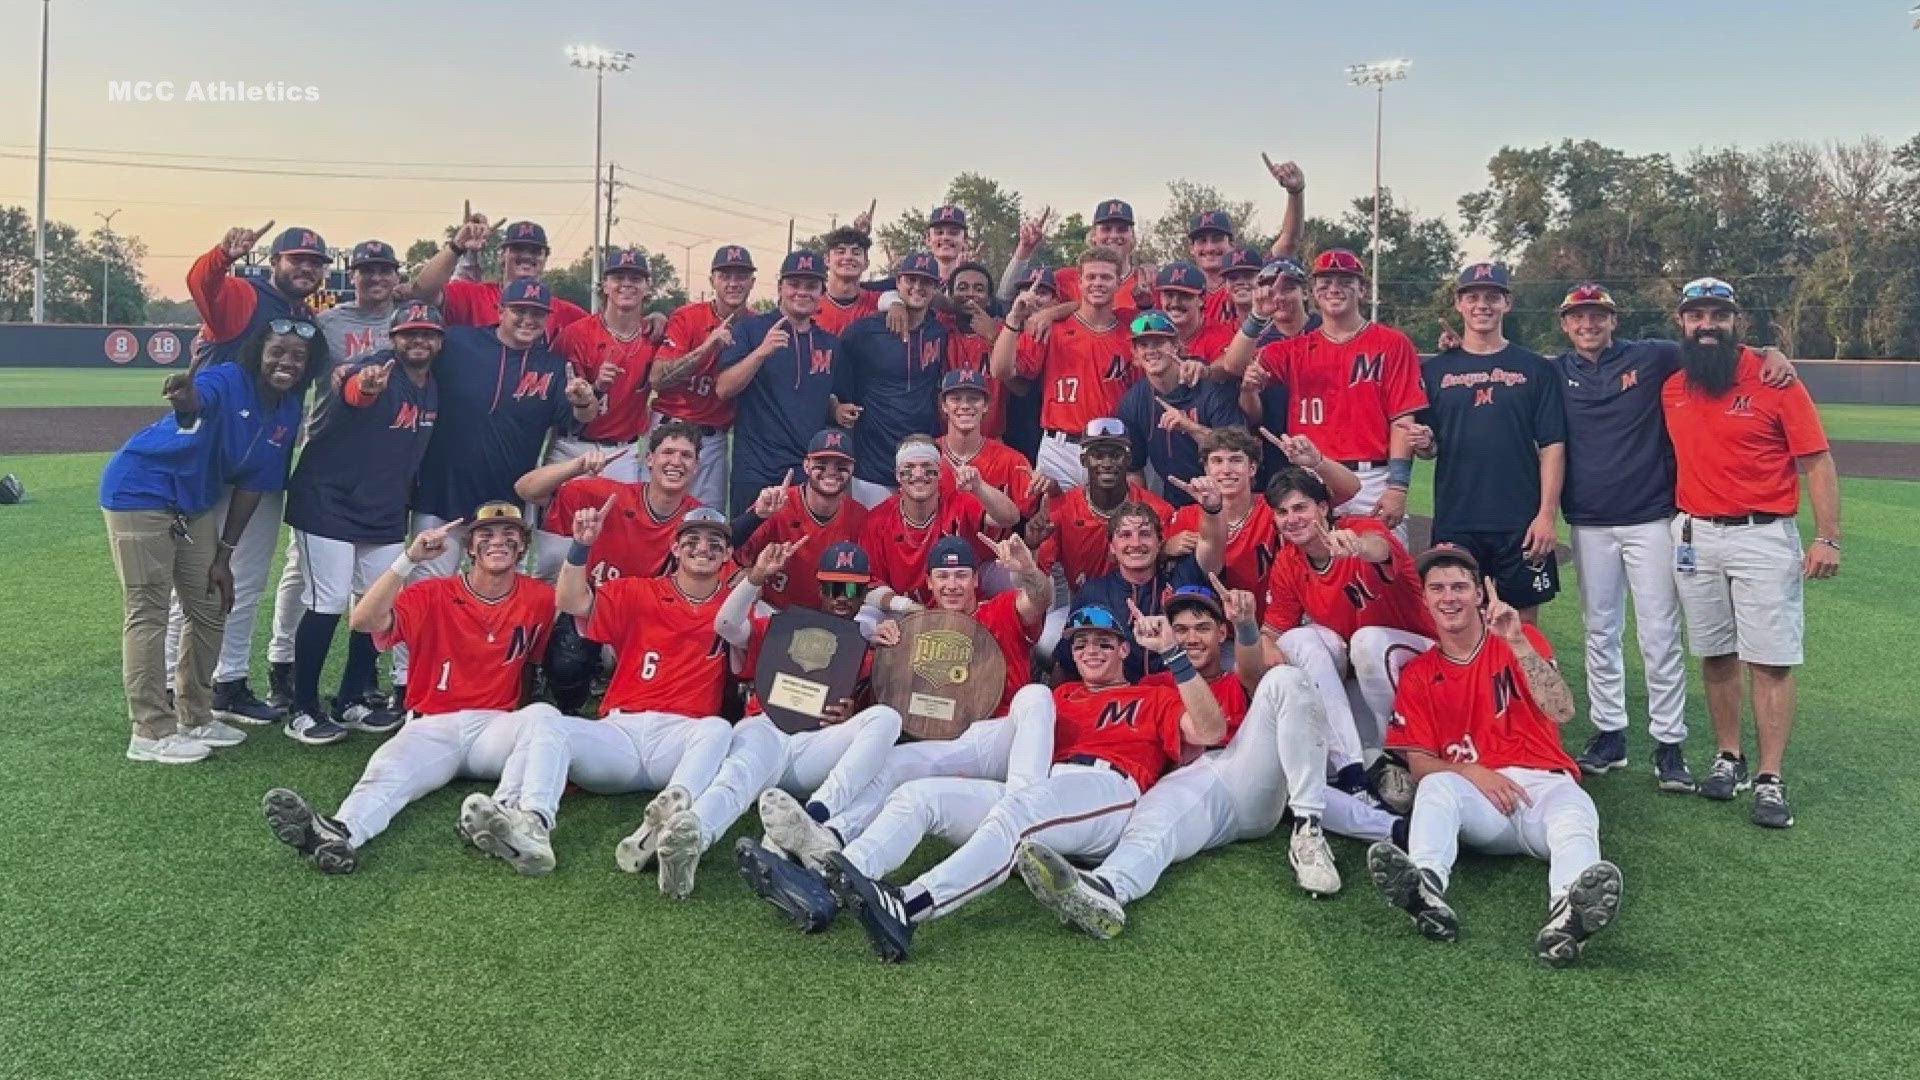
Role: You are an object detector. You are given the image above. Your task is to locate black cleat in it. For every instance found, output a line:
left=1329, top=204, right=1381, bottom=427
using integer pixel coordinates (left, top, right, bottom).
left=1535, top=861, right=1623, bottom=967
left=734, top=837, right=839, bottom=932
left=262, top=788, right=357, bottom=874
left=1751, top=776, right=1795, bottom=829
left=1653, top=741, right=1695, bottom=792
left=213, top=678, right=283, bottom=726
left=826, top=851, right=915, bottom=963
left=1366, top=842, right=1458, bottom=942
left=1697, top=752, right=1750, bottom=801
left=266, top=662, right=295, bottom=711
left=1576, top=730, right=1628, bottom=776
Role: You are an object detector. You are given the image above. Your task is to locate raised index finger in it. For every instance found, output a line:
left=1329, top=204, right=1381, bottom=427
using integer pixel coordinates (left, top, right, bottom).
left=1258, top=426, right=1286, bottom=450
left=1126, top=596, right=1146, bottom=623
left=1206, top=570, right=1230, bottom=597
left=255, top=219, right=275, bottom=240
left=1484, top=576, right=1501, bottom=605
left=1261, top=151, right=1275, bottom=171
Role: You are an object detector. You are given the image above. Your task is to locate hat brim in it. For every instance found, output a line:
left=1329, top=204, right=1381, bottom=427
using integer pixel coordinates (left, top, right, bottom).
left=275, top=248, right=329, bottom=259
left=675, top=522, right=731, bottom=541
left=1187, top=228, right=1232, bottom=241
left=1166, top=594, right=1226, bottom=620
left=349, top=258, right=399, bottom=270
left=390, top=321, right=444, bottom=333
left=1156, top=284, right=1203, bottom=295
left=805, top=449, right=855, bottom=462
left=1081, top=435, right=1130, bottom=449
left=816, top=571, right=871, bottom=584
left=1455, top=283, right=1511, bottom=295
left=503, top=300, right=552, bottom=313
left=1558, top=301, right=1617, bottom=315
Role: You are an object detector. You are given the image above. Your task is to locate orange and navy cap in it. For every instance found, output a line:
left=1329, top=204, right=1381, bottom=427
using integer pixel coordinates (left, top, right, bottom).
left=1311, top=249, right=1366, bottom=278
left=1558, top=282, right=1618, bottom=315
left=928, top=535, right=977, bottom=571
left=604, top=248, right=651, bottom=275
left=894, top=251, right=942, bottom=281
left=389, top=302, right=445, bottom=333
left=806, top=428, right=855, bottom=462
left=502, top=221, right=549, bottom=250
left=1094, top=199, right=1135, bottom=226
left=1455, top=262, right=1512, bottom=294
left=711, top=245, right=755, bottom=272
left=1188, top=210, right=1235, bottom=239
left=818, top=542, right=873, bottom=584
left=270, top=227, right=328, bottom=258
left=929, top=205, right=968, bottom=230
left=1223, top=247, right=1265, bottom=277
left=940, top=368, right=990, bottom=397
left=780, top=250, right=826, bottom=281
left=500, top=278, right=552, bottom=311
left=1155, top=263, right=1206, bottom=294
left=675, top=506, right=731, bottom=542
left=347, top=240, right=398, bottom=269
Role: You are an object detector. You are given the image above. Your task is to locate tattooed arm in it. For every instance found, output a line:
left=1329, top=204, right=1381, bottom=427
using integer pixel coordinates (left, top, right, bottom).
left=1512, top=635, right=1576, bottom=725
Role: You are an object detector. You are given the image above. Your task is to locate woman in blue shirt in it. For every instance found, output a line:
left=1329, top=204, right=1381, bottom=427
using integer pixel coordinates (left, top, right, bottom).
left=101, top=319, right=320, bottom=764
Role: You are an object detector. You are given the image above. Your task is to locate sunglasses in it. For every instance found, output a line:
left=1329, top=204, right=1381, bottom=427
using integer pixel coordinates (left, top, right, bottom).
left=819, top=580, right=867, bottom=599
left=1681, top=280, right=1736, bottom=302
left=267, top=319, right=318, bottom=340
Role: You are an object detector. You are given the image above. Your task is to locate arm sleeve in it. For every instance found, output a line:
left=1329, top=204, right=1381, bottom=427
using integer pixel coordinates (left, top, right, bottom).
left=441, top=280, right=491, bottom=327
left=656, top=309, right=695, bottom=359
left=1520, top=622, right=1556, bottom=662
left=1200, top=381, right=1245, bottom=429
left=1119, top=391, right=1149, bottom=472
left=1384, top=667, right=1436, bottom=753
left=339, top=363, right=379, bottom=408
left=185, top=246, right=257, bottom=344
left=543, top=481, right=581, bottom=538
left=714, top=580, right=762, bottom=647
left=833, top=331, right=863, bottom=405
left=1014, top=333, right=1046, bottom=381
left=1261, top=563, right=1305, bottom=632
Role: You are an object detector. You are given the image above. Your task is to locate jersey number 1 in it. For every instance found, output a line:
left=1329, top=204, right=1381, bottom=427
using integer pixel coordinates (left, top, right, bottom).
left=436, top=659, right=452, bottom=692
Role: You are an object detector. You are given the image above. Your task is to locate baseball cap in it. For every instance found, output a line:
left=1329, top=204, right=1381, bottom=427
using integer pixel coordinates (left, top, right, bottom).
left=1130, top=311, right=1178, bottom=340
left=1093, top=199, right=1135, bottom=226
left=1188, top=210, right=1235, bottom=239
left=1155, top=263, right=1206, bottom=295
left=780, top=250, right=827, bottom=281
left=1414, top=542, right=1482, bottom=581
left=1064, top=604, right=1126, bottom=639
left=1021, top=266, right=1058, bottom=294
left=711, top=245, right=755, bottom=272
left=270, top=228, right=328, bottom=258
left=603, top=248, right=651, bottom=275
left=470, top=500, right=531, bottom=538
left=1222, top=247, right=1265, bottom=277
left=929, top=205, right=968, bottom=230
left=1165, top=584, right=1225, bottom=621
left=389, top=301, right=445, bottom=333
left=1311, top=249, right=1366, bottom=278
left=1677, top=277, right=1739, bottom=312
left=502, top=221, right=549, bottom=250
left=894, top=251, right=941, bottom=281
left=1455, top=262, right=1512, bottom=294
left=1259, top=257, right=1309, bottom=285
left=500, top=278, right=552, bottom=311
left=1558, top=282, right=1618, bottom=315
left=1082, top=417, right=1128, bottom=448
left=928, top=535, right=977, bottom=571
left=347, top=240, right=398, bottom=269
left=805, top=428, right=855, bottom=461
left=675, top=506, right=731, bottom=541
left=817, top=542, right=873, bottom=584
left=940, top=368, right=990, bottom=397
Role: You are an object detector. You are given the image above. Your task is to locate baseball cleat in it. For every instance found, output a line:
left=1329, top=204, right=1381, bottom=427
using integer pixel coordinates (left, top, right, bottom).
left=213, top=678, right=283, bottom=726
left=758, top=788, right=843, bottom=875
left=266, top=662, right=295, bottom=711
left=1367, top=842, right=1457, bottom=942
left=654, top=809, right=705, bottom=899
left=734, top=837, right=840, bottom=932
left=826, top=851, right=915, bottom=963
left=1287, top=816, right=1343, bottom=897
left=334, top=697, right=403, bottom=735
left=283, top=709, right=349, bottom=746
left=263, top=788, right=357, bottom=874
left=1697, top=752, right=1751, bottom=801
left=1750, top=777, right=1794, bottom=829
left=1653, top=741, right=1695, bottom=792
left=126, top=731, right=210, bottom=764
left=460, top=794, right=555, bottom=876
left=1576, top=730, right=1629, bottom=776
left=614, top=785, right=691, bottom=874
left=1534, top=861, right=1623, bottom=967
left=1332, top=762, right=1390, bottom=813
left=1367, top=756, right=1417, bottom=815
left=181, top=718, right=247, bottom=748
left=1014, top=840, right=1126, bottom=940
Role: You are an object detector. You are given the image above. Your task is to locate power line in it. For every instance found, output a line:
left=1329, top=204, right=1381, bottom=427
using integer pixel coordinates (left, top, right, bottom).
left=0, top=150, right=590, bottom=184
left=0, top=142, right=590, bottom=171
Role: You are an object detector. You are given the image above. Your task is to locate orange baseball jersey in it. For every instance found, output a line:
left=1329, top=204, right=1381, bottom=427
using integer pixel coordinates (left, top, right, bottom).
left=1662, top=346, right=1829, bottom=518
left=813, top=289, right=880, bottom=337
left=441, top=279, right=589, bottom=338
left=1201, top=286, right=1239, bottom=329
left=651, top=301, right=736, bottom=429
left=1255, top=322, right=1426, bottom=461
left=374, top=574, right=554, bottom=716
left=1051, top=681, right=1189, bottom=793
left=1387, top=624, right=1578, bottom=776
left=941, top=327, right=1007, bottom=438
left=1053, top=265, right=1151, bottom=321
left=1037, top=483, right=1172, bottom=590
left=552, top=315, right=656, bottom=442
left=734, top=487, right=870, bottom=611
left=1262, top=515, right=1434, bottom=639
left=973, top=590, right=1038, bottom=714
left=938, top=436, right=1038, bottom=522
left=1186, top=322, right=1237, bottom=363
left=1014, top=316, right=1137, bottom=434
left=584, top=574, right=732, bottom=717
left=544, top=476, right=702, bottom=585
left=1142, top=668, right=1252, bottom=744
left=860, top=491, right=991, bottom=602
left=1170, top=501, right=1280, bottom=611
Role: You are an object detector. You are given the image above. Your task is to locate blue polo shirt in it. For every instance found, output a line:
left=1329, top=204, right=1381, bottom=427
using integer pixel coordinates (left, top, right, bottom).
left=1116, top=376, right=1245, bottom=507
left=720, top=313, right=843, bottom=493
left=412, top=326, right=575, bottom=521
left=286, top=352, right=439, bottom=544
left=1553, top=338, right=1681, bottom=527
left=99, top=363, right=302, bottom=515
left=1419, top=343, right=1566, bottom=533
left=835, top=313, right=949, bottom=487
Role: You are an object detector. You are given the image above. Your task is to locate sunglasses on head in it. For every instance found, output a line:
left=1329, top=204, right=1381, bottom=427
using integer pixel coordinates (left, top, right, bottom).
left=1681, top=280, right=1736, bottom=302
left=820, top=580, right=867, bottom=599
left=267, top=319, right=318, bottom=340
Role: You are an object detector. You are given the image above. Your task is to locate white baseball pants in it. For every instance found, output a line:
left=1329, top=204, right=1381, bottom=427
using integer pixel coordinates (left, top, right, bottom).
left=505, top=711, right=733, bottom=824
left=1571, top=521, right=1687, bottom=741
left=685, top=705, right=904, bottom=852
left=293, top=531, right=403, bottom=615
left=331, top=703, right=561, bottom=847
left=1035, top=432, right=1087, bottom=491
left=1406, top=767, right=1602, bottom=901
left=267, top=533, right=304, bottom=665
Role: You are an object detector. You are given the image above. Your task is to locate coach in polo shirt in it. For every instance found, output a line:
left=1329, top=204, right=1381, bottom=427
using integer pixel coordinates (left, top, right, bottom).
left=1661, top=277, right=1840, bottom=830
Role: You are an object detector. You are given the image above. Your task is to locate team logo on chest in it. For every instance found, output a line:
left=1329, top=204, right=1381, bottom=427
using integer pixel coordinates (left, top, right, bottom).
left=1349, top=353, right=1383, bottom=385
left=503, top=625, right=535, bottom=664
left=1620, top=369, right=1639, bottom=391
left=1727, top=395, right=1754, bottom=416
left=809, top=348, right=833, bottom=376
left=1095, top=698, right=1141, bottom=730
left=513, top=370, right=554, bottom=400
left=392, top=402, right=425, bottom=431
left=1342, top=577, right=1379, bottom=610
left=1104, top=353, right=1129, bottom=381
left=1474, top=387, right=1494, bottom=407
left=1491, top=668, right=1517, bottom=716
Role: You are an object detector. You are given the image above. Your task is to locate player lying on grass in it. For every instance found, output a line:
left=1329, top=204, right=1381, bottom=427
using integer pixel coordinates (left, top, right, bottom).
left=260, top=504, right=563, bottom=875
left=1364, top=545, right=1622, bottom=967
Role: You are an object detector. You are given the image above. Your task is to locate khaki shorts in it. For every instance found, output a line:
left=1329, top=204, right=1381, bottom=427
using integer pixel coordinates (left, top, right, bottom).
left=1670, top=515, right=1804, bottom=666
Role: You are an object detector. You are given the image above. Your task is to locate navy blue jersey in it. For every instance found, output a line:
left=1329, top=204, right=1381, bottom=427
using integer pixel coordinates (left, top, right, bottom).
left=1117, top=376, right=1246, bottom=506
left=719, top=313, right=843, bottom=492
left=1055, top=560, right=1206, bottom=682
left=1420, top=344, right=1566, bottom=533
left=412, top=326, right=576, bottom=521
left=286, top=352, right=438, bottom=543
left=834, top=313, right=949, bottom=486
left=1553, top=338, right=1681, bottom=527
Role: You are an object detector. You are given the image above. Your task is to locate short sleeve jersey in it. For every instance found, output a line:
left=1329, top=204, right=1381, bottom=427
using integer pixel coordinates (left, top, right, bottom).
left=1387, top=624, right=1578, bottom=776
left=545, top=477, right=701, bottom=584
left=1142, top=668, right=1252, bottom=743
left=1170, top=500, right=1281, bottom=614
left=374, top=574, right=554, bottom=716
left=1014, top=315, right=1137, bottom=434
left=973, top=591, right=1038, bottom=714
left=1420, top=344, right=1566, bottom=533
left=411, top=326, right=576, bottom=521
left=1037, top=483, right=1173, bottom=591
left=552, top=315, right=657, bottom=443
left=860, top=492, right=991, bottom=602
left=1662, top=347, right=1829, bottom=518
left=1262, top=515, right=1434, bottom=639
left=1051, top=682, right=1188, bottom=793
left=813, top=289, right=880, bottom=337
left=1256, top=322, right=1426, bottom=461
left=584, top=574, right=732, bottom=717
left=735, top=488, right=870, bottom=611
left=651, top=301, right=736, bottom=428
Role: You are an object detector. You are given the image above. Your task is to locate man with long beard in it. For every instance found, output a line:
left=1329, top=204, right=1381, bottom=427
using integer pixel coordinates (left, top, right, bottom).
left=1660, top=278, right=1839, bottom=829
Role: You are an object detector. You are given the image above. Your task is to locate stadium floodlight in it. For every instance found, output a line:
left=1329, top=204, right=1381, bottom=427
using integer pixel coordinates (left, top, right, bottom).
left=1347, top=59, right=1412, bottom=322
left=567, top=46, right=635, bottom=309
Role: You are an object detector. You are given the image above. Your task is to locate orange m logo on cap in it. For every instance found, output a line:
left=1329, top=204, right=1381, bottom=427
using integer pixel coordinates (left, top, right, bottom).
left=835, top=550, right=856, bottom=568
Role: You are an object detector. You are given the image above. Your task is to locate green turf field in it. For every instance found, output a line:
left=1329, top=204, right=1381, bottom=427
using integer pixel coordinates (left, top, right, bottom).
left=2, top=448, right=1914, bottom=1080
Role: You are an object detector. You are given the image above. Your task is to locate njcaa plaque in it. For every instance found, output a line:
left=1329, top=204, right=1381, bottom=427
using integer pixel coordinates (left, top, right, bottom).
left=754, top=608, right=868, bottom=734
left=872, top=610, right=1008, bottom=740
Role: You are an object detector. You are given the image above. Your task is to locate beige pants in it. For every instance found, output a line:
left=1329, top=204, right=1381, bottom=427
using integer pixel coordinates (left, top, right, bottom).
left=103, top=508, right=223, bottom=738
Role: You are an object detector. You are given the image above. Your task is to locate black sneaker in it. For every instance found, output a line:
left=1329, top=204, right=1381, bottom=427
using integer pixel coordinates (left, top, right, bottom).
left=826, top=851, right=915, bottom=963
left=262, top=788, right=357, bottom=873
left=1653, top=741, right=1695, bottom=792
left=284, top=709, right=350, bottom=746
left=1576, top=730, right=1628, bottom=775
left=1697, top=752, right=1750, bottom=801
left=1751, top=776, right=1794, bottom=828
left=1365, top=842, right=1458, bottom=943
left=333, top=696, right=403, bottom=735
left=212, top=678, right=282, bottom=726
left=266, top=661, right=295, bottom=711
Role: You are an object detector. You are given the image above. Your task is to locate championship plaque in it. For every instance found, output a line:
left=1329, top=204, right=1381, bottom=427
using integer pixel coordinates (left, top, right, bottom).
left=872, top=610, right=1009, bottom=740
left=754, top=608, right=868, bottom=734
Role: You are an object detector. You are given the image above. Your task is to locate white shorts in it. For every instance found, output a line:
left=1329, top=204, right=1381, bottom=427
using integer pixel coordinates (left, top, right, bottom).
left=293, top=531, right=405, bottom=616
left=1671, top=515, right=1805, bottom=666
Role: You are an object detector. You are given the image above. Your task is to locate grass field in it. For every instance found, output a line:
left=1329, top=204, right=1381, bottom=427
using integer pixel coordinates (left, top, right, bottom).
left=3, top=381, right=1918, bottom=1079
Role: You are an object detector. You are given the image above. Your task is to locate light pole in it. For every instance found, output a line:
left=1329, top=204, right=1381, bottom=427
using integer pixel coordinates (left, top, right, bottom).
left=567, top=45, right=633, bottom=313
left=1347, top=58, right=1410, bottom=323
left=95, top=208, right=120, bottom=324
left=33, top=0, right=51, bottom=323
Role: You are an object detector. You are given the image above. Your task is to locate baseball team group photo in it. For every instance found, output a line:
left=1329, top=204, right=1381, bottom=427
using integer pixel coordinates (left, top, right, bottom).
left=5, top=3, right=1918, bottom=1078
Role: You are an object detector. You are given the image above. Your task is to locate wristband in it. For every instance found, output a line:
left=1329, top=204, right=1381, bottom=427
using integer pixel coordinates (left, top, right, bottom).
left=1003, top=319, right=1025, bottom=333
left=1240, top=315, right=1272, bottom=338
left=389, top=553, right=417, bottom=578
left=566, top=541, right=591, bottom=567
left=1235, top=621, right=1260, bottom=648
left=1386, top=458, right=1414, bottom=490
left=1816, top=537, right=1841, bottom=551
left=1163, top=648, right=1198, bottom=683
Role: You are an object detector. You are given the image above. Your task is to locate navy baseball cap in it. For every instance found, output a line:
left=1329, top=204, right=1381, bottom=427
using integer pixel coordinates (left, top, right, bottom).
left=1093, top=199, right=1135, bottom=226
left=1166, top=584, right=1225, bottom=621
left=711, top=245, right=755, bottom=271
left=1082, top=417, right=1128, bottom=448
left=1021, top=266, right=1058, bottom=294
left=1130, top=311, right=1178, bottom=340
left=780, top=250, right=827, bottom=281
left=806, top=428, right=855, bottom=461
left=1064, top=604, right=1126, bottom=639
left=1455, top=262, right=1512, bottom=293
left=1188, top=211, right=1235, bottom=239
left=929, top=205, right=968, bottom=230
left=940, top=368, right=990, bottom=397
left=895, top=251, right=941, bottom=281
left=675, top=506, right=732, bottom=541
left=1156, top=263, right=1206, bottom=294
left=270, top=227, right=328, bottom=258
left=1223, top=247, right=1265, bottom=276
left=817, top=542, right=873, bottom=584
left=502, top=221, right=549, bottom=250
left=347, top=239, right=398, bottom=269
left=389, top=301, right=444, bottom=333
left=604, top=248, right=651, bottom=275
left=500, top=278, right=553, bottom=311
left=928, top=535, right=977, bottom=571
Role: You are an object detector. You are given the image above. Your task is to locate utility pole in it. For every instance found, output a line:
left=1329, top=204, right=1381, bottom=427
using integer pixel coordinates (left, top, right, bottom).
left=604, top=164, right=618, bottom=259
left=96, top=208, right=120, bottom=324
left=567, top=45, right=632, bottom=313
left=33, top=0, right=51, bottom=323
left=1347, top=59, right=1410, bottom=323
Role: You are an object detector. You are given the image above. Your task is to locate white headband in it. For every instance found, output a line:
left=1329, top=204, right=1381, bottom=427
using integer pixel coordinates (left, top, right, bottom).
left=895, top=442, right=940, bottom=468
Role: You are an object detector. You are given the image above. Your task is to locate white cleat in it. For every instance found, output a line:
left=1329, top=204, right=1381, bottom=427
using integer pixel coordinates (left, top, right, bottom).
left=758, top=789, right=843, bottom=875
left=654, top=809, right=705, bottom=899
left=181, top=718, right=247, bottom=748
left=1014, top=840, right=1126, bottom=940
left=614, top=785, right=690, bottom=874
left=1287, top=816, right=1343, bottom=897
left=127, top=732, right=211, bottom=764
left=460, top=794, right=555, bottom=876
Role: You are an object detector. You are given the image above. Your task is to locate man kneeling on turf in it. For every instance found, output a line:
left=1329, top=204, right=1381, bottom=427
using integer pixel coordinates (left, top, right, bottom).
left=1365, top=545, right=1621, bottom=967
left=261, top=503, right=563, bottom=875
